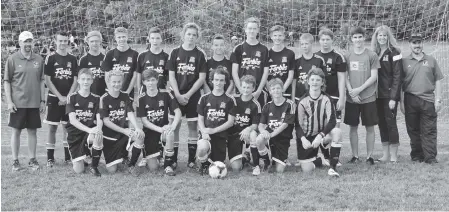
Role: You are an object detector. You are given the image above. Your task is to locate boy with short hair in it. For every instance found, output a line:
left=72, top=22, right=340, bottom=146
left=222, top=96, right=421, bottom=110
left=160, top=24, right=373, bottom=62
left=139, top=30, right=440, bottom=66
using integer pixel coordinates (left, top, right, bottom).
left=204, top=34, right=234, bottom=94
left=79, top=31, right=106, bottom=96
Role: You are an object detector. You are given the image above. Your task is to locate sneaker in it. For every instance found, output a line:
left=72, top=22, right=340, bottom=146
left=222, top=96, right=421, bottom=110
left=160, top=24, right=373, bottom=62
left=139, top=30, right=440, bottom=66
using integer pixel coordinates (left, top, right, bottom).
left=89, top=167, right=101, bottom=177
left=328, top=168, right=340, bottom=177
left=47, top=159, right=55, bottom=168
left=294, top=159, right=302, bottom=167
left=122, top=157, right=130, bottom=165
left=64, top=160, right=72, bottom=165
left=252, top=165, right=261, bottom=176
left=28, top=158, right=40, bottom=171
left=128, top=166, right=140, bottom=177
left=138, top=158, right=147, bottom=167
left=158, top=157, right=165, bottom=167
left=366, top=157, right=375, bottom=165
left=164, top=166, right=176, bottom=176
left=348, top=156, right=360, bottom=163
left=12, top=160, right=21, bottom=171
left=84, top=156, right=92, bottom=165
left=336, top=161, right=342, bottom=167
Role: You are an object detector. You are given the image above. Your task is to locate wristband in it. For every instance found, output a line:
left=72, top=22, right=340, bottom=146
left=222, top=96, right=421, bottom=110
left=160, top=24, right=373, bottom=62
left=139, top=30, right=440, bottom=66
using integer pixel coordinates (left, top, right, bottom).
left=319, top=132, right=325, bottom=138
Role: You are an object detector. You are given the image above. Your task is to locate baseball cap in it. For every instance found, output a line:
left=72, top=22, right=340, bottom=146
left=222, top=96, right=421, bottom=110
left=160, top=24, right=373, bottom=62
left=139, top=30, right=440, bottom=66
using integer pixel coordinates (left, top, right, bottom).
left=85, top=30, right=103, bottom=42
left=19, top=31, right=34, bottom=42
left=231, top=36, right=238, bottom=40
left=409, top=33, right=423, bottom=42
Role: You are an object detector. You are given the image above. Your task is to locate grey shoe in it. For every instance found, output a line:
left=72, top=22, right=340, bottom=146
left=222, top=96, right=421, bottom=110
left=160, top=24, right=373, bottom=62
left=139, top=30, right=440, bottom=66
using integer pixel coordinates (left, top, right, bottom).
left=28, top=158, right=40, bottom=171
left=12, top=160, right=21, bottom=171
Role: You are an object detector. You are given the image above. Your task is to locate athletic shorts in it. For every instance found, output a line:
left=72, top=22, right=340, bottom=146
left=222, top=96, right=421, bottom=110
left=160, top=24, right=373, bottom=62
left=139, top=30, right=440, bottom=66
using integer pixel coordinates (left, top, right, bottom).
left=344, top=101, right=378, bottom=126
left=227, top=133, right=244, bottom=163
left=296, top=135, right=319, bottom=162
left=205, top=134, right=227, bottom=162
left=269, top=138, right=290, bottom=166
left=330, top=96, right=342, bottom=121
left=142, top=129, right=162, bottom=159
left=66, top=129, right=89, bottom=162
left=44, top=95, right=68, bottom=125
left=169, top=90, right=201, bottom=120
left=103, top=134, right=129, bottom=167
left=8, top=108, right=42, bottom=129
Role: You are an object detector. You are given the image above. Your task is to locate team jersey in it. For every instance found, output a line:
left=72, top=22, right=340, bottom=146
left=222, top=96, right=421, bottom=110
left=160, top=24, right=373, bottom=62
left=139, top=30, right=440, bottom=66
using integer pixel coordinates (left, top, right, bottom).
left=268, top=47, right=296, bottom=94
left=167, top=46, right=207, bottom=93
left=136, top=91, right=179, bottom=127
left=197, top=92, right=236, bottom=138
left=228, top=95, right=261, bottom=135
left=296, top=92, right=336, bottom=138
left=315, top=49, right=347, bottom=97
left=206, top=57, right=232, bottom=90
left=79, top=53, right=106, bottom=96
left=66, top=92, right=100, bottom=133
left=101, top=48, right=139, bottom=92
left=230, top=42, right=269, bottom=87
left=259, top=98, right=295, bottom=141
left=44, top=52, right=78, bottom=96
left=100, top=91, right=134, bottom=140
left=137, top=50, right=169, bottom=90
left=295, top=54, right=326, bottom=98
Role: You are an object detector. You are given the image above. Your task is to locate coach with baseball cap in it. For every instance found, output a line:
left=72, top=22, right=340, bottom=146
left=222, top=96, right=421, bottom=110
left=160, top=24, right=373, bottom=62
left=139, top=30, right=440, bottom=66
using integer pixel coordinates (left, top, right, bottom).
left=4, top=31, right=46, bottom=171
left=400, top=33, right=444, bottom=164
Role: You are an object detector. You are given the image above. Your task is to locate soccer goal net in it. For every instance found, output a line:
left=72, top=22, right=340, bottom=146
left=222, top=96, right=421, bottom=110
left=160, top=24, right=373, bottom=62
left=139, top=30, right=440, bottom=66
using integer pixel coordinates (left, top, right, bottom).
left=1, top=0, right=448, bottom=118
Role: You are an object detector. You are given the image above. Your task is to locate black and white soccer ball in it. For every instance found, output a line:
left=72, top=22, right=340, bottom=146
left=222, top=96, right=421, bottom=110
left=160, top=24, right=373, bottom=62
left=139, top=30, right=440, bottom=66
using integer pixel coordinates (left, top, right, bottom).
left=208, top=161, right=227, bottom=179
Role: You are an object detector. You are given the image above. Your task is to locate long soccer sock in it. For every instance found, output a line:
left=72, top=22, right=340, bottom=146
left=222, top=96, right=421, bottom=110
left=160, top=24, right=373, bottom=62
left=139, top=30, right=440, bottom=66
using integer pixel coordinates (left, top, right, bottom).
left=129, top=146, right=142, bottom=167
left=330, top=144, right=342, bottom=170
left=164, top=149, right=175, bottom=168
left=173, top=146, right=179, bottom=163
left=320, top=144, right=330, bottom=160
left=46, top=143, right=55, bottom=161
left=313, top=157, right=323, bottom=168
left=259, top=147, right=270, bottom=167
left=188, top=143, right=197, bottom=163
left=250, top=146, right=259, bottom=166
left=63, top=141, right=70, bottom=161
left=91, top=149, right=102, bottom=168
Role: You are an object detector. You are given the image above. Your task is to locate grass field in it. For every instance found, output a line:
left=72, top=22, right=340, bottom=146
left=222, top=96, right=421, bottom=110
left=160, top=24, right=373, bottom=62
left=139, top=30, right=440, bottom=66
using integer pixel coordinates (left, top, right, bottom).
left=2, top=42, right=449, bottom=210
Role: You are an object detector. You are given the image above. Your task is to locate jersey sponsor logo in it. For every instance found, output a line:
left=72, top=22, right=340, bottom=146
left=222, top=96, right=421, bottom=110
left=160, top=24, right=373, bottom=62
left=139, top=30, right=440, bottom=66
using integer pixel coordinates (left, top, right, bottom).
left=112, top=64, right=131, bottom=73
left=67, top=62, right=72, bottom=68
left=90, top=67, right=104, bottom=79
left=268, top=119, right=283, bottom=130
left=75, top=109, right=94, bottom=122
left=177, top=63, right=196, bottom=75
left=245, top=108, right=251, bottom=114
left=189, top=57, right=195, bottom=63
left=220, top=102, right=226, bottom=108
left=127, top=57, right=132, bottom=63
left=159, top=60, right=164, bottom=66
left=282, top=57, right=287, bottom=63
left=235, top=114, right=250, bottom=126
left=327, top=58, right=332, bottom=64
left=255, top=51, right=261, bottom=57
left=120, top=101, right=125, bottom=107
left=88, top=102, right=94, bottom=108
left=109, top=108, right=126, bottom=122
left=147, top=109, right=164, bottom=122
left=383, top=55, right=389, bottom=62
left=159, top=100, right=164, bottom=107
left=207, top=109, right=226, bottom=121
left=269, top=64, right=288, bottom=76
left=242, top=58, right=261, bottom=70
left=33, top=61, right=40, bottom=68
left=55, top=68, right=73, bottom=79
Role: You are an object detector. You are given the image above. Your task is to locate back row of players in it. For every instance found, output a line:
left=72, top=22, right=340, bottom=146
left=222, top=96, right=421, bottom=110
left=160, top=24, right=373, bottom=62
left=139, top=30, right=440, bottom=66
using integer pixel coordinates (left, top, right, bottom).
left=43, top=17, right=359, bottom=177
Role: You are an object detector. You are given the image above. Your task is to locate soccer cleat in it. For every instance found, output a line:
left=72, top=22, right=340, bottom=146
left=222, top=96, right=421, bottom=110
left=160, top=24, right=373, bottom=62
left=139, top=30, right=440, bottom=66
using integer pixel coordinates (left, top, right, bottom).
left=187, top=162, right=198, bottom=170
left=366, top=157, right=375, bottom=165
left=122, top=157, right=130, bottom=165
left=164, top=166, right=176, bottom=176
left=252, top=165, right=261, bottom=176
left=12, top=160, right=21, bottom=171
left=336, top=161, right=342, bottom=167
left=28, top=158, right=40, bottom=171
left=127, top=166, right=140, bottom=177
left=328, top=168, right=340, bottom=177
left=318, top=154, right=330, bottom=167
left=158, top=157, right=165, bottom=168
left=137, top=158, right=147, bottom=167
left=285, top=160, right=292, bottom=167
left=90, top=167, right=101, bottom=177
left=199, top=164, right=209, bottom=176
left=84, top=156, right=92, bottom=165
left=348, top=156, right=360, bottom=163
left=47, top=159, right=55, bottom=168
left=64, top=160, right=72, bottom=165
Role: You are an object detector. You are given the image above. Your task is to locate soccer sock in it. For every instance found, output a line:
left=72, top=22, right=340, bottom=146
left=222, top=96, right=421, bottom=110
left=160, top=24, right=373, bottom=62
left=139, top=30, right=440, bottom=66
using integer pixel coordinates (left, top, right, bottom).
left=188, top=143, right=197, bottom=163
left=164, top=149, right=174, bottom=168
left=259, top=147, right=270, bottom=167
left=122, top=146, right=129, bottom=160
left=320, top=144, right=330, bottom=159
left=91, top=149, right=102, bottom=168
left=63, top=141, right=70, bottom=161
left=313, top=157, right=323, bottom=168
left=173, top=146, right=179, bottom=163
left=330, top=144, right=342, bottom=170
left=47, top=149, right=55, bottom=161
left=250, top=146, right=259, bottom=166
left=129, top=146, right=142, bottom=167
left=201, top=160, right=211, bottom=168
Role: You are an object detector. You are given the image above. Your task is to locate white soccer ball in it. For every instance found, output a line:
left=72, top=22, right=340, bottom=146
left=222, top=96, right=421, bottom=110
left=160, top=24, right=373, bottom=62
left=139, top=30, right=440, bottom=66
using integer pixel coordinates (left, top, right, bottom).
left=208, top=161, right=227, bottom=179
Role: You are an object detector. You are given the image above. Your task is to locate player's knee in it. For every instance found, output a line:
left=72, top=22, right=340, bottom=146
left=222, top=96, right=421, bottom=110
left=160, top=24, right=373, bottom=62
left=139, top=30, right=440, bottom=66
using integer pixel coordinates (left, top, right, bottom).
left=230, top=159, right=242, bottom=171
left=147, top=158, right=159, bottom=171
left=275, top=163, right=286, bottom=173
left=11, top=128, right=22, bottom=136
left=72, top=161, right=85, bottom=174
left=107, top=165, right=118, bottom=173
left=255, top=135, right=266, bottom=148
left=26, top=128, right=37, bottom=135
left=197, top=139, right=210, bottom=157
left=366, top=126, right=375, bottom=133
left=301, top=162, right=315, bottom=173
left=330, top=128, right=342, bottom=143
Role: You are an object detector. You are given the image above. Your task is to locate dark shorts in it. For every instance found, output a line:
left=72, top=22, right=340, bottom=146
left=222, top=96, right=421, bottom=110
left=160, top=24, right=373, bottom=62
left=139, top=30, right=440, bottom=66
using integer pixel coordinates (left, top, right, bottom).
left=344, top=101, right=378, bottom=126
left=269, top=138, right=290, bottom=165
left=227, top=133, right=244, bottom=163
left=169, top=90, right=201, bottom=120
left=143, top=129, right=162, bottom=159
left=44, top=95, right=68, bottom=125
left=67, top=129, right=89, bottom=162
left=207, top=134, right=227, bottom=162
left=329, top=96, right=342, bottom=120
left=297, top=135, right=319, bottom=162
left=8, top=108, right=42, bottom=129
left=103, top=134, right=129, bottom=167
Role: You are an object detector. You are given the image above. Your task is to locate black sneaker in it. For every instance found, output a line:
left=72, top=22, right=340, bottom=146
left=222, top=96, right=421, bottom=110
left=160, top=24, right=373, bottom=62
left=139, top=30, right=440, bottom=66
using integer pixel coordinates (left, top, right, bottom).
left=348, top=156, right=360, bottom=163
left=366, top=157, right=375, bottom=165
left=90, top=167, right=101, bottom=177
left=12, top=160, right=21, bottom=171
left=46, top=159, right=55, bottom=168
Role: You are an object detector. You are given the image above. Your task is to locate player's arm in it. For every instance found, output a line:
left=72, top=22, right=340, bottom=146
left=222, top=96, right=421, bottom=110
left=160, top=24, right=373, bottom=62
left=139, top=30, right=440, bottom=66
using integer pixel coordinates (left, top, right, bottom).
left=226, top=80, right=234, bottom=94
left=211, top=115, right=235, bottom=134
left=170, top=108, right=182, bottom=129
left=4, top=57, right=15, bottom=111
left=69, top=58, right=79, bottom=94
left=141, top=117, right=164, bottom=133
left=256, top=66, right=269, bottom=94
left=434, top=60, right=444, bottom=112
left=203, top=82, right=211, bottom=94
left=40, top=63, right=46, bottom=109
left=230, top=46, right=242, bottom=93
left=198, top=114, right=207, bottom=134
left=232, top=63, right=241, bottom=92
left=284, top=70, right=294, bottom=93
left=185, top=54, right=207, bottom=98
left=320, top=100, right=337, bottom=135
left=96, top=113, right=103, bottom=129
left=271, top=101, right=295, bottom=137
left=44, top=56, right=64, bottom=100
left=357, top=68, right=378, bottom=93
left=169, top=70, right=180, bottom=96
left=128, top=53, right=140, bottom=96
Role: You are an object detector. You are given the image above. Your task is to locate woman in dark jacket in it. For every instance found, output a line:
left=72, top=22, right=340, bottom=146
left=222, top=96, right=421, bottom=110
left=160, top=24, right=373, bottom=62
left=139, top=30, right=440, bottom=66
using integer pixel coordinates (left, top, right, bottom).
left=371, top=25, right=403, bottom=163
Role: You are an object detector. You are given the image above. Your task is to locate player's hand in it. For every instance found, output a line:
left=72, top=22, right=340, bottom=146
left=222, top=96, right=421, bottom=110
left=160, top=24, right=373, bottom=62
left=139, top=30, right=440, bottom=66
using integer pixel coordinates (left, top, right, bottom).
left=311, top=134, right=323, bottom=148
left=400, top=101, right=405, bottom=115
left=39, top=101, right=46, bottom=114
left=252, top=90, right=261, bottom=100
left=175, top=94, right=188, bottom=106
left=58, top=96, right=67, bottom=105
left=435, top=101, right=442, bottom=113
left=7, top=101, right=17, bottom=113
left=239, top=127, right=251, bottom=141
left=135, top=128, right=145, bottom=140
left=349, top=87, right=362, bottom=98
left=336, top=98, right=345, bottom=111
left=202, top=133, right=211, bottom=141
left=88, top=127, right=102, bottom=135
left=203, top=128, right=214, bottom=135
left=261, top=130, right=270, bottom=139
left=352, top=95, right=362, bottom=104
left=301, top=137, right=312, bottom=149
left=389, top=100, right=396, bottom=110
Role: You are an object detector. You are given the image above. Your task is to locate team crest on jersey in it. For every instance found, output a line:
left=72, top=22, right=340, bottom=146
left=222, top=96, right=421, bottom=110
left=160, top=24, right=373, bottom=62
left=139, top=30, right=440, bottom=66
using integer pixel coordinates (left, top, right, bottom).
left=327, top=58, right=332, bottom=64
left=383, top=55, right=389, bottom=62
left=220, top=102, right=226, bottom=108
left=255, top=51, right=261, bottom=57
left=67, top=62, right=71, bottom=68
left=281, top=112, right=285, bottom=119
left=282, top=57, right=287, bottom=63
left=120, top=101, right=125, bottom=107
left=245, top=108, right=251, bottom=114
left=33, top=61, right=39, bottom=68
left=159, top=100, right=164, bottom=107
left=242, top=52, right=247, bottom=56
left=112, top=58, right=117, bottom=62
left=88, top=102, right=94, bottom=108
left=127, top=57, right=132, bottom=63
left=423, top=61, right=428, bottom=66
left=159, top=60, right=164, bottom=66
left=189, top=57, right=195, bottom=63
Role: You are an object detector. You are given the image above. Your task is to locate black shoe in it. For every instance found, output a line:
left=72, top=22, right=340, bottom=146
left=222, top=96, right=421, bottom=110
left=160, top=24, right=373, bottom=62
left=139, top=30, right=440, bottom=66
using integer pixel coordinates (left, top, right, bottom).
left=412, top=157, right=424, bottom=162
left=348, top=156, right=360, bottom=163
left=241, top=152, right=251, bottom=168
left=90, top=167, right=101, bottom=177
left=366, top=157, right=375, bottom=165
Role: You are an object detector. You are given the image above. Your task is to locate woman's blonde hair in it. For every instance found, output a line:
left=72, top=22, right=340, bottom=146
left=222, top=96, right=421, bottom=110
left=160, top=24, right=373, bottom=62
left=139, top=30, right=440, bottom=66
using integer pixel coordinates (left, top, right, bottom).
left=371, top=25, right=399, bottom=55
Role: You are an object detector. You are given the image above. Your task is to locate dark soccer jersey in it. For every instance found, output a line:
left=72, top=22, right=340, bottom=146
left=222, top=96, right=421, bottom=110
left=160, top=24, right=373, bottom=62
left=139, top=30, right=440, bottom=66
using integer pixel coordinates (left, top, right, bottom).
left=167, top=46, right=207, bottom=93
left=137, top=50, right=169, bottom=90
left=44, top=52, right=78, bottom=96
left=268, top=47, right=296, bottom=94
left=206, top=57, right=232, bottom=90
left=100, top=91, right=134, bottom=140
left=259, top=99, right=295, bottom=141
left=197, top=92, right=236, bottom=138
left=296, top=93, right=336, bottom=138
left=228, top=96, right=261, bottom=135
left=136, top=91, right=179, bottom=127
left=79, top=53, right=106, bottom=96
left=315, top=50, right=346, bottom=97
left=66, top=92, right=100, bottom=133
left=295, top=54, right=326, bottom=98
left=230, top=42, right=269, bottom=87
left=101, top=48, right=139, bottom=92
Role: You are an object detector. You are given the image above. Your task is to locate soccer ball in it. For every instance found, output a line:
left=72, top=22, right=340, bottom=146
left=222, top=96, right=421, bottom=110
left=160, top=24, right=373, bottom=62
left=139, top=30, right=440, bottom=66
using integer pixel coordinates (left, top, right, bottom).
left=208, top=161, right=227, bottom=179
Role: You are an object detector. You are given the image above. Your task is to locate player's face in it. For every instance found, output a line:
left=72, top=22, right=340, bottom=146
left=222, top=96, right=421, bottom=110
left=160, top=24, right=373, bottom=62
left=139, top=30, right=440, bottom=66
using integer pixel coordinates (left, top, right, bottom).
left=56, top=34, right=69, bottom=51
left=211, top=39, right=225, bottom=55
left=269, top=84, right=283, bottom=98
left=19, top=39, right=33, bottom=53
left=245, top=22, right=259, bottom=39
left=307, top=74, right=324, bottom=91
left=319, top=35, right=333, bottom=50
left=377, top=31, right=388, bottom=46
left=241, top=81, right=255, bottom=96
left=108, top=75, right=123, bottom=92
left=143, top=77, right=158, bottom=90
left=212, top=73, right=226, bottom=91
left=270, top=31, right=285, bottom=45
left=410, top=40, right=423, bottom=54
left=115, top=32, right=128, bottom=48
left=78, top=73, right=93, bottom=89
left=300, top=39, right=312, bottom=53
left=88, top=35, right=101, bottom=51
left=351, top=33, right=365, bottom=48
left=183, top=28, right=198, bottom=45
left=149, top=33, right=162, bottom=47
